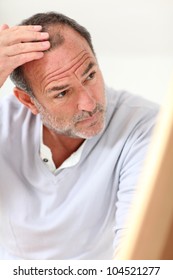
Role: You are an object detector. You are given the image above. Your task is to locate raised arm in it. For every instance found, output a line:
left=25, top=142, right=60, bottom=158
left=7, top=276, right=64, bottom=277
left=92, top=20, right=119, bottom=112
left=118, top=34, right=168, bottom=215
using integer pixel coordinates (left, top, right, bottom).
left=0, top=24, right=50, bottom=87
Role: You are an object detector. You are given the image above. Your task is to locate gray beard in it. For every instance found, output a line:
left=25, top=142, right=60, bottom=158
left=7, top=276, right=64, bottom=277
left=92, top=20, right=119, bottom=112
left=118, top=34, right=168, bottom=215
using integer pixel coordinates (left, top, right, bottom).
left=33, top=97, right=106, bottom=139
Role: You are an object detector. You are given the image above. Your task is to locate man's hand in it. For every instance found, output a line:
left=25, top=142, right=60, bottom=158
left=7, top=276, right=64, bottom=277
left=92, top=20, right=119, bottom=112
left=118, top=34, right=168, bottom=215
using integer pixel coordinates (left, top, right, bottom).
left=0, top=24, right=50, bottom=87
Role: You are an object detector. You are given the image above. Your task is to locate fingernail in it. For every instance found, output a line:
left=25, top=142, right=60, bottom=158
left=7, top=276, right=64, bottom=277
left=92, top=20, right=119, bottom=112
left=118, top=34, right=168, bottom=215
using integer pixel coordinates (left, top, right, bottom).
left=41, top=32, right=49, bottom=38
left=42, top=41, right=50, bottom=47
left=33, top=25, right=42, bottom=30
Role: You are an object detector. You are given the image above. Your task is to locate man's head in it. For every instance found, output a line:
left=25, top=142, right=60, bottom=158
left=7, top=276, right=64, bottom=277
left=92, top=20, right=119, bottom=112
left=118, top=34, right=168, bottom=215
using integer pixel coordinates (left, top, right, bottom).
left=10, top=12, right=95, bottom=95
left=11, top=12, right=106, bottom=139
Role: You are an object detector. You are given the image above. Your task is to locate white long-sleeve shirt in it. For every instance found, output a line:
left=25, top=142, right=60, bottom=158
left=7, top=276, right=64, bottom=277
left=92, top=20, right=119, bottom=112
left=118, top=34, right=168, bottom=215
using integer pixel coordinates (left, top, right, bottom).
left=0, top=87, right=158, bottom=259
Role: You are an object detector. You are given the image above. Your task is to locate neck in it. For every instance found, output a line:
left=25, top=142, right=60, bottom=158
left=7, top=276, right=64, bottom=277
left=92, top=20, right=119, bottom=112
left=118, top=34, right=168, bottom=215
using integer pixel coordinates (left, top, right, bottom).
left=43, top=125, right=85, bottom=168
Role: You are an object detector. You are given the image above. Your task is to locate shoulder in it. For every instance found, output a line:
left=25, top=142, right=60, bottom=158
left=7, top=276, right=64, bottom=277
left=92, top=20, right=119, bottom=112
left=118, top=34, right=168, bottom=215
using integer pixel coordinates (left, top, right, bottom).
left=0, top=93, right=24, bottom=114
left=0, top=92, right=37, bottom=116
left=102, top=87, right=160, bottom=150
left=106, top=86, right=159, bottom=113
left=0, top=93, right=36, bottom=135
left=105, top=86, right=159, bottom=126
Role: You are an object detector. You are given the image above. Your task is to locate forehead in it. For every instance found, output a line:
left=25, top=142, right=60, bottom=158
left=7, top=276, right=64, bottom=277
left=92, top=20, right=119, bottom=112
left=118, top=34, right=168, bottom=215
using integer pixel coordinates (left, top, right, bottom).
left=24, top=27, right=95, bottom=87
left=44, top=51, right=95, bottom=83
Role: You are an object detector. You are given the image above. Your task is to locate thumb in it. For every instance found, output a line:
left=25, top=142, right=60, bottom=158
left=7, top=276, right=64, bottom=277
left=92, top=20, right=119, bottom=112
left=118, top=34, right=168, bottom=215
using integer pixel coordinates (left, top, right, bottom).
left=0, top=24, right=9, bottom=31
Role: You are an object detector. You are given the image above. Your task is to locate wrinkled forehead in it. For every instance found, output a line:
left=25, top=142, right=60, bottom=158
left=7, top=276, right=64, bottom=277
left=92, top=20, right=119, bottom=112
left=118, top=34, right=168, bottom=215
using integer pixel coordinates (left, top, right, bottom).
left=23, top=33, right=96, bottom=90
left=38, top=50, right=97, bottom=94
left=45, top=50, right=96, bottom=79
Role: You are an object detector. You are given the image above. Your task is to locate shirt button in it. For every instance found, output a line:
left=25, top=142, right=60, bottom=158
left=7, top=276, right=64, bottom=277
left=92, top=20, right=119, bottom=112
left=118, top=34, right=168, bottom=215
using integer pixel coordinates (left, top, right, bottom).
left=43, top=158, right=48, bottom=162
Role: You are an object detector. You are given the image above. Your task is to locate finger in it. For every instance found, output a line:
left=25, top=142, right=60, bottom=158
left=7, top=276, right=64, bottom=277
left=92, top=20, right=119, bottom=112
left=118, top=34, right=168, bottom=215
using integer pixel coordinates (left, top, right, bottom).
left=14, top=25, right=43, bottom=31
left=12, top=25, right=49, bottom=43
left=0, top=51, right=44, bottom=87
left=0, top=24, right=9, bottom=31
left=1, top=24, right=42, bottom=32
left=7, top=51, right=45, bottom=71
left=5, top=40, right=50, bottom=56
left=6, top=30, right=49, bottom=45
left=1, top=26, right=49, bottom=46
left=0, top=50, right=45, bottom=77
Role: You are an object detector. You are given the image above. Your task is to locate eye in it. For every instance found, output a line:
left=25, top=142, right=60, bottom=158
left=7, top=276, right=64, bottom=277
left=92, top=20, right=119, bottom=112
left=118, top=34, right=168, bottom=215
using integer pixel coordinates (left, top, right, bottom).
left=86, top=71, right=96, bottom=81
left=55, top=90, right=68, bottom=99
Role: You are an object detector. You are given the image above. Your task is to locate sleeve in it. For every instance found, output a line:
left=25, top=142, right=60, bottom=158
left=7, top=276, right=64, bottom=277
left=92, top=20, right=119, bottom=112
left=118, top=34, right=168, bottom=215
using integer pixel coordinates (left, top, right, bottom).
left=113, top=109, right=158, bottom=257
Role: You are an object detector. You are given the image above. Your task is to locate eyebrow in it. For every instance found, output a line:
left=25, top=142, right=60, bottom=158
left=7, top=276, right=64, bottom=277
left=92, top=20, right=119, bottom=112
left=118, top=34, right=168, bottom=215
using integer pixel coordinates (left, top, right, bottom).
left=46, top=61, right=96, bottom=94
left=46, top=84, right=70, bottom=94
left=81, top=62, right=96, bottom=77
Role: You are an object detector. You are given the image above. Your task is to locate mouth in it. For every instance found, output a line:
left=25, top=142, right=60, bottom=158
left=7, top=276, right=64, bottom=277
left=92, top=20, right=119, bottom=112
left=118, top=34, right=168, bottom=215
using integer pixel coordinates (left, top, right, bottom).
left=76, top=111, right=101, bottom=127
left=73, top=103, right=105, bottom=129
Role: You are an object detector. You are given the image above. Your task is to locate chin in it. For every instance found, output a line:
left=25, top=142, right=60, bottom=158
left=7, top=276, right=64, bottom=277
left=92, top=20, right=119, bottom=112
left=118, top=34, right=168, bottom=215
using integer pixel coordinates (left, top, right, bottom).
left=76, top=123, right=105, bottom=139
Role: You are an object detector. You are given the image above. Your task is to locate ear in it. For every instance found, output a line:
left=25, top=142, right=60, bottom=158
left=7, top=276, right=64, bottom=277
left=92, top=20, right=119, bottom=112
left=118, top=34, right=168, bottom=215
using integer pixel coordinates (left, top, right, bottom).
left=13, top=87, right=39, bottom=115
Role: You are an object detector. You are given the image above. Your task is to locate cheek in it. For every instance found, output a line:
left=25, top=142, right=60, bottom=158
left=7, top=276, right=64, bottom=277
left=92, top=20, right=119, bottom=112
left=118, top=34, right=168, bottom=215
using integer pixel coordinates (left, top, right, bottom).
left=47, top=106, right=76, bottom=122
left=92, top=80, right=105, bottom=102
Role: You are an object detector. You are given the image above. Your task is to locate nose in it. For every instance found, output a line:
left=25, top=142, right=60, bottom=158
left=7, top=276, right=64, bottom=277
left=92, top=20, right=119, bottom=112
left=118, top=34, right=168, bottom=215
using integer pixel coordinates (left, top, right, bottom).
left=77, top=85, right=96, bottom=112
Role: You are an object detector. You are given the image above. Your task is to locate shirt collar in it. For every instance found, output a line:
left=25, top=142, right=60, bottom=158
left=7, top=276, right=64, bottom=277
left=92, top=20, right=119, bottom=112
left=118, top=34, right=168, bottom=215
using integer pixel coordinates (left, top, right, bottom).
left=40, top=124, right=86, bottom=174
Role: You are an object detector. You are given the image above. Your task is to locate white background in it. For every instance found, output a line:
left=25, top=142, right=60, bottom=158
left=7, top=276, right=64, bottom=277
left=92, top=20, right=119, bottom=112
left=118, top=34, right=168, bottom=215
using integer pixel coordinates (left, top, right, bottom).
left=0, top=0, right=173, bottom=104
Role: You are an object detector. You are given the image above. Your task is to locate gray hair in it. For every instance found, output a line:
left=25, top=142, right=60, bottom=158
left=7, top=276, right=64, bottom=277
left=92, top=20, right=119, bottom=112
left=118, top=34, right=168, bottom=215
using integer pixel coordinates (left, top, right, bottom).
left=10, top=12, right=95, bottom=95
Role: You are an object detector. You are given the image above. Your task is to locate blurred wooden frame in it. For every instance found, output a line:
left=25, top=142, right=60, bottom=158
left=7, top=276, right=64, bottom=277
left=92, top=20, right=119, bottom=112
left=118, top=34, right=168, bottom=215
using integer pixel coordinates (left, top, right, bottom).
left=115, top=77, right=173, bottom=260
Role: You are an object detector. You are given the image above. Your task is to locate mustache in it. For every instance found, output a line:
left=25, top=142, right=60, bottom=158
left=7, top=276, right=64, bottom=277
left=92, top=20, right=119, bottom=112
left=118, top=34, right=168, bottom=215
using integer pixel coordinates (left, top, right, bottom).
left=73, top=103, right=105, bottom=122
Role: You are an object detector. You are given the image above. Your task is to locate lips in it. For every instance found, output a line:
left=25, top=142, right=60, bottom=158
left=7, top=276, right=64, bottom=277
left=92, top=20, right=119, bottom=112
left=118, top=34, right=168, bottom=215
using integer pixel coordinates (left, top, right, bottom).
left=77, top=111, right=100, bottom=127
